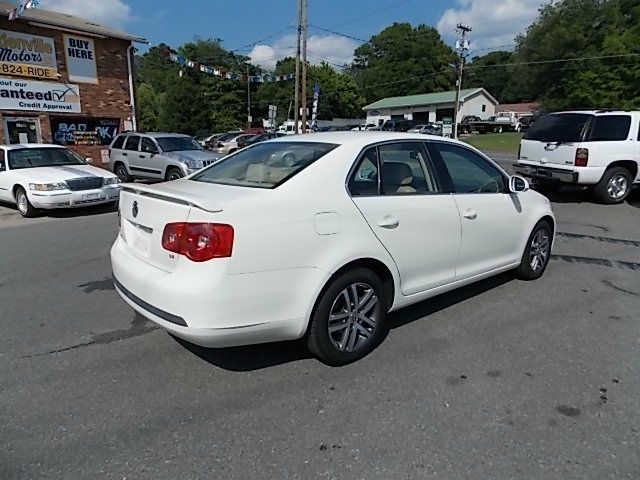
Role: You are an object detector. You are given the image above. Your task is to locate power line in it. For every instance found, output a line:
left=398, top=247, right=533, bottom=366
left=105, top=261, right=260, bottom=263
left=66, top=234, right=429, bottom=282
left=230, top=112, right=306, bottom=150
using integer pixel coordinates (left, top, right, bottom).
left=231, top=25, right=295, bottom=52
left=331, top=0, right=413, bottom=28
left=464, top=52, right=640, bottom=70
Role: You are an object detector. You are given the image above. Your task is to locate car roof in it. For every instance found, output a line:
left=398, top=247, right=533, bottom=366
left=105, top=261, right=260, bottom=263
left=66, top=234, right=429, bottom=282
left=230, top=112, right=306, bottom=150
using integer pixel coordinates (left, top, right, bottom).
left=0, top=143, right=68, bottom=151
left=267, top=131, right=461, bottom=148
left=118, top=132, right=191, bottom=138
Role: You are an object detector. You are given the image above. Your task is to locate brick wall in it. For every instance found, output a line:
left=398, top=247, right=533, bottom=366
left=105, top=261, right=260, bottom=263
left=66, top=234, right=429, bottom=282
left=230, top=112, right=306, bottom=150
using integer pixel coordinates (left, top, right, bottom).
left=0, top=17, right=134, bottom=167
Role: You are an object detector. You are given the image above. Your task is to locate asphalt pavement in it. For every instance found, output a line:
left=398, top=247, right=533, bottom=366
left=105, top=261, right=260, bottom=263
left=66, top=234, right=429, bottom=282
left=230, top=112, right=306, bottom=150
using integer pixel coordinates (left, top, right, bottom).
left=1, top=157, right=640, bottom=479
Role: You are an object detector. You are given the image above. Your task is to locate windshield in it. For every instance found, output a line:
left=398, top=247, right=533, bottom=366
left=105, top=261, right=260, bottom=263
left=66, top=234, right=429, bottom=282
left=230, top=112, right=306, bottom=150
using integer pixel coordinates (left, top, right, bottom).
left=8, top=147, right=86, bottom=169
left=216, top=132, right=240, bottom=142
left=191, top=141, right=338, bottom=189
left=524, top=113, right=592, bottom=142
left=156, top=137, right=203, bottom=152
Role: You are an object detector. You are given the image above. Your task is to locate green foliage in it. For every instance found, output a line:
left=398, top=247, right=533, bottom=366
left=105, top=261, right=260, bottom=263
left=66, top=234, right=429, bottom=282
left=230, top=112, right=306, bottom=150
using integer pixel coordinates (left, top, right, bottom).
left=465, top=51, right=518, bottom=103
left=350, top=23, right=457, bottom=104
left=514, top=0, right=640, bottom=110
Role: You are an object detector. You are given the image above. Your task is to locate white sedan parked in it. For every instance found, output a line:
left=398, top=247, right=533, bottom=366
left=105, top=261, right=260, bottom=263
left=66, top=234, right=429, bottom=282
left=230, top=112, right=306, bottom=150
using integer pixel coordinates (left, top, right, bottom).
left=0, top=144, right=120, bottom=217
left=111, top=132, right=555, bottom=365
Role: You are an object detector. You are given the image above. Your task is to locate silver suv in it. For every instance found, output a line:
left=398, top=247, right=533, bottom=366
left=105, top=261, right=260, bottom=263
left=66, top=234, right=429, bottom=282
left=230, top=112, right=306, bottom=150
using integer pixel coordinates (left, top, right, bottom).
left=109, top=132, right=223, bottom=182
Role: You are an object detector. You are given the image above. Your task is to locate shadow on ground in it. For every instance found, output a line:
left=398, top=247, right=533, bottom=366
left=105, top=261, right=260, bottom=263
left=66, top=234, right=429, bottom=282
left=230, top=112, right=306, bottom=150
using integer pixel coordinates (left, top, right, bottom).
left=176, top=273, right=515, bottom=372
left=536, top=185, right=640, bottom=207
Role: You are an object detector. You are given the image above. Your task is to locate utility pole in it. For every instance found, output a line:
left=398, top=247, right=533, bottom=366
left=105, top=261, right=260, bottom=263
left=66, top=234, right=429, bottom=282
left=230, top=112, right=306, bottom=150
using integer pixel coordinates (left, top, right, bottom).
left=453, top=23, right=471, bottom=139
left=300, top=0, right=308, bottom=133
left=293, top=0, right=302, bottom=134
left=246, top=65, right=251, bottom=129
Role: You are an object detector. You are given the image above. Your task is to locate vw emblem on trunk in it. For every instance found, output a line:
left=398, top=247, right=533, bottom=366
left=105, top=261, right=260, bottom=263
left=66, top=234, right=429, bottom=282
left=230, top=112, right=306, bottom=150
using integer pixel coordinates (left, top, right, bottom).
left=132, top=201, right=139, bottom=218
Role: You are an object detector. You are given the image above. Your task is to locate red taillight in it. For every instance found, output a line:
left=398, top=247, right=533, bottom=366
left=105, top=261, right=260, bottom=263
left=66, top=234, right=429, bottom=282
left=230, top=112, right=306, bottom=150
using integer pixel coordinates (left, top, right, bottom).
left=162, top=222, right=234, bottom=262
left=575, top=148, right=589, bottom=167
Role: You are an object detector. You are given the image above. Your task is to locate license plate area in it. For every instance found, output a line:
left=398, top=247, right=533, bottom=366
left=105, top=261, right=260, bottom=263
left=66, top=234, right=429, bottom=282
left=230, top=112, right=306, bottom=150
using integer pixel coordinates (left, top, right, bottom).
left=83, top=192, right=101, bottom=201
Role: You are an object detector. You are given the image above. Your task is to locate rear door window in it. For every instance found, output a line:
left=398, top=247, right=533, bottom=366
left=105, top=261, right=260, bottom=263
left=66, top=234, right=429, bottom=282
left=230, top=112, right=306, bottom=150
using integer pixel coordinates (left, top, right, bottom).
left=524, top=113, right=592, bottom=143
left=378, top=143, right=438, bottom=195
left=111, top=135, right=126, bottom=149
left=124, top=135, right=140, bottom=151
left=589, top=115, right=631, bottom=141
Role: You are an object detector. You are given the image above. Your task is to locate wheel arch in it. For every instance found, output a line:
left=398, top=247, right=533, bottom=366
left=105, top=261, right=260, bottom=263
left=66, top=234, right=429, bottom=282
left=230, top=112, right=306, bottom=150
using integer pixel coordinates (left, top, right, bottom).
left=12, top=183, right=27, bottom=200
left=303, top=257, right=397, bottom=337
left=164, top=164, right=185, bottom=179
left=607, top=160, right=638, bottom=181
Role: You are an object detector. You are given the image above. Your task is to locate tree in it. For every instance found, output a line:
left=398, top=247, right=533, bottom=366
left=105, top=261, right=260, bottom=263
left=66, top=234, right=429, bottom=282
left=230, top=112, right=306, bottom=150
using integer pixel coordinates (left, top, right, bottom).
left=514, top=0, right=640, bottom=110
left=350, top=23, right=457, bottom=104
left=465, top=51, right=520, bottom=103
left=136, top=83, right=160, bottom=131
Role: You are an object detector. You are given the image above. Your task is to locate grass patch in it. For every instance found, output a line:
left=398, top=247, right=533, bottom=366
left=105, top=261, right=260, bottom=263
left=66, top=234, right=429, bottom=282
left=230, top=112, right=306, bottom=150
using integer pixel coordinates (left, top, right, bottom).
left=461, top=132, right=523, bottom=154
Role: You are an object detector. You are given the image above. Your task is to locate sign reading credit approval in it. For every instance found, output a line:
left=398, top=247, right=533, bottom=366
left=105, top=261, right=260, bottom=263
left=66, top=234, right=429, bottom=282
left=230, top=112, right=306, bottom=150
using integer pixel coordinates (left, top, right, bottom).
left=64, top=35, right=98, bottom=84
left=0, top=30, right=58, bottom=79
left=0, top=77, right=81, bottom=113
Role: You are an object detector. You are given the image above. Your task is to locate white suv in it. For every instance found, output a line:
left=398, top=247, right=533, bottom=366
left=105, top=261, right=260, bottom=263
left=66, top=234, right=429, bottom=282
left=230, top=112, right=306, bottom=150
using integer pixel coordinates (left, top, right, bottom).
left=515, top=111, right=640, bottom=203
left=109, top=132, right=223, bottom=183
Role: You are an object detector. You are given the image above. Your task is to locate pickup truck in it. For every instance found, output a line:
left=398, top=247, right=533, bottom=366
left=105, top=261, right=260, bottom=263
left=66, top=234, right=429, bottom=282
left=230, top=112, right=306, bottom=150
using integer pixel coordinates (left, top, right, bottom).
left=514, top=110, right=640, bottom=204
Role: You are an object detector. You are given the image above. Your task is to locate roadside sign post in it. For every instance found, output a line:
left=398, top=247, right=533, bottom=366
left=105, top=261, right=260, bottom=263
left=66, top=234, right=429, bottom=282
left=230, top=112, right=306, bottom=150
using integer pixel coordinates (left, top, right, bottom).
left=442, top=117, right=453, bottom=137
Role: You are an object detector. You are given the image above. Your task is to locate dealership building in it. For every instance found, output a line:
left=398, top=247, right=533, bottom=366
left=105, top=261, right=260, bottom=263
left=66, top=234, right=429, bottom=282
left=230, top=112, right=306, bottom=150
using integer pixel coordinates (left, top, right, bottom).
left=0, top=2, right=147, bottom=163
left=363, top=88, right=498, bottom=126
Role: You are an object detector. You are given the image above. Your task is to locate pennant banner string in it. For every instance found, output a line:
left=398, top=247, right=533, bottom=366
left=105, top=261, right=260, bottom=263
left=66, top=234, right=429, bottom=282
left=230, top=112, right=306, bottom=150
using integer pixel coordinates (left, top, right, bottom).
left=161, top=47, right=294, bottom=83
left=8, top=0, right=39, bottom=21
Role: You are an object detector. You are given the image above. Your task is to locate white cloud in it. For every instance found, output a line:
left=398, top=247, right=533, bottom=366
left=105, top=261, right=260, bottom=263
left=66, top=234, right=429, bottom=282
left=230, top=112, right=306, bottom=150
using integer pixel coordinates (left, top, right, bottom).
left=437, top=0, right=552, bottom=53
left=42, top=0, right=131, bottom=28
left=249, top=33, right=359, bottom=71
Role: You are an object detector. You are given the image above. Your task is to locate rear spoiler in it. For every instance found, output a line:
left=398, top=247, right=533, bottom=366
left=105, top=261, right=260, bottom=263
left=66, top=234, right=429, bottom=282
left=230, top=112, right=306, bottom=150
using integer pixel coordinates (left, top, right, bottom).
left=120, top=184, right=223, bottom=213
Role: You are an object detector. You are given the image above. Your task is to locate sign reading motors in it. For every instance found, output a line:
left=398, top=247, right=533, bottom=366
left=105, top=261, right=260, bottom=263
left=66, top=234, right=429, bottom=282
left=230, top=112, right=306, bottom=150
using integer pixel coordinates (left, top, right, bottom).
left=0, top=30, right=58, bottom=79
left=0, top=77, right=81, bottom=112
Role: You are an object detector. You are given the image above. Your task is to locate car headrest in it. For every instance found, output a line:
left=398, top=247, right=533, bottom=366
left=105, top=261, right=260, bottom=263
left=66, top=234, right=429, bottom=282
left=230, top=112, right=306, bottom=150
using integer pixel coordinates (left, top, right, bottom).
left=381, top=162, right=413, bottom=188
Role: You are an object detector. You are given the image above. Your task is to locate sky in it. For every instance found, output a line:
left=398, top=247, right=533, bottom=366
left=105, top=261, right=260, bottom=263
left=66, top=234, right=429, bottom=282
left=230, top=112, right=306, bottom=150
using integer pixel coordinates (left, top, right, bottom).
left=40, top=0, right=550, bottom=69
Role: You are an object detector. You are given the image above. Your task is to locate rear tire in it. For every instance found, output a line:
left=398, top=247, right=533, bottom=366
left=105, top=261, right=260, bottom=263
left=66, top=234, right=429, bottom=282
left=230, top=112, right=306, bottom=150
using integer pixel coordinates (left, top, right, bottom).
left=114, top=163, right=132, bottom=183
left=593, top=167, right=632, bottom=204
left=165, top=167, right=183, bottom=181
left=15, top=187, right=38, bottom=218
left=307, top=268, right=388, bottom=366
left=515, top=220, right=553, bottom=280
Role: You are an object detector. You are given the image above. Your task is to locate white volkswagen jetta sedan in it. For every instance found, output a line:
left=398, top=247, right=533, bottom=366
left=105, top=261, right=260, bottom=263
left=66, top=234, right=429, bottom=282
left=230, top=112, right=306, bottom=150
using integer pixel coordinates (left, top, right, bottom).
left=111, top=132, right=554, bottom=365
left=0, top=144, right=120, bottom=217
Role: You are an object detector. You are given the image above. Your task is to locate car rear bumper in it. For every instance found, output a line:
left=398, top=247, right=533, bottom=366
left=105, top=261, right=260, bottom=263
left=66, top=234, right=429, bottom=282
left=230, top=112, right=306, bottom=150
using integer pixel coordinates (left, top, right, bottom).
left=513, top=164, right=578, bottom=183
left=30, top=186, right=120, bottom=209
left=110, top=235, right=326, bottom=348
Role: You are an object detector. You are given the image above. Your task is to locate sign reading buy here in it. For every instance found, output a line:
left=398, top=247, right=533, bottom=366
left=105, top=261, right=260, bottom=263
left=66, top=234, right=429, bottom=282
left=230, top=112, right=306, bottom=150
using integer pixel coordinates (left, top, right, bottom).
left=64, top=35, right=98, bottom=84
left=0, top=29, right=58, bottom=79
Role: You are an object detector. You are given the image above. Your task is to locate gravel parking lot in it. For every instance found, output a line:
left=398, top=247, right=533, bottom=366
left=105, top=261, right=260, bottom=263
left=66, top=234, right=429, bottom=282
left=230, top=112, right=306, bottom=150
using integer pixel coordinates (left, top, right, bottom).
left=1, top=155, right=639, bottom=479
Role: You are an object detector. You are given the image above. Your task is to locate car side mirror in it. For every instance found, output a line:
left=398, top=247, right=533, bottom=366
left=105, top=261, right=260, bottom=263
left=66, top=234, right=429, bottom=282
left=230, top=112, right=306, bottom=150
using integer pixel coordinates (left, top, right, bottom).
left=509, top=175, right=529, bottom=193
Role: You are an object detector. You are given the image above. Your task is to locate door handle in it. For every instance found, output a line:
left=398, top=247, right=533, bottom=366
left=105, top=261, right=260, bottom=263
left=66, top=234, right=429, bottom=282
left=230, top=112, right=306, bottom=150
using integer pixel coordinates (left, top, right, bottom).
left=463, top=209, right=478, bottom=220
left=377, top=215, right=399, bottom=229
left=139, top=155, right=146, bottom=158
left=122, top=152, right=128, bottom=156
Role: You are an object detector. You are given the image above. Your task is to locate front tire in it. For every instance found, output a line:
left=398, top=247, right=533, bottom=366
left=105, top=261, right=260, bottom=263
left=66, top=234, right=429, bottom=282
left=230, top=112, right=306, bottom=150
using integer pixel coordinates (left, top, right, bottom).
left=593, top=167, right=631, bottom=204
left=15, top=187, right=38, bottom=218
left=307, top=268, right=388, bottom=366
left=165, top=167, right=183, bottom=181
left=515, top=220, right=552, bottom=280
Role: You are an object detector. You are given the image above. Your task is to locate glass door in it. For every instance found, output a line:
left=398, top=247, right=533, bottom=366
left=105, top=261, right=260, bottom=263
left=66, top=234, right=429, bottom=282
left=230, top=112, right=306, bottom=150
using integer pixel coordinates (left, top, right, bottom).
left=4, top=117, right=41, bottom=144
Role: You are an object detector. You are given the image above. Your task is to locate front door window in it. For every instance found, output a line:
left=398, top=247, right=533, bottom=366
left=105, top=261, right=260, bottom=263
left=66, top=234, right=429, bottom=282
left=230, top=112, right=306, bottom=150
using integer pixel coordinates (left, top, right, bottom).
left=4, top=118, right=40, bottom=144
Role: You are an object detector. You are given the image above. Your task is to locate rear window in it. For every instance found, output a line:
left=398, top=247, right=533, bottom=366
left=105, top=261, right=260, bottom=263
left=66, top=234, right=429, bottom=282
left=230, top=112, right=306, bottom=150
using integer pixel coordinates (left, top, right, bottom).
left=524, top=113, right=592, bottom=142
left=589, top=115, right=631, bottom=141
left=111, top=135, right=125, bottom=149
left=191, top=141, right=338, bottom=188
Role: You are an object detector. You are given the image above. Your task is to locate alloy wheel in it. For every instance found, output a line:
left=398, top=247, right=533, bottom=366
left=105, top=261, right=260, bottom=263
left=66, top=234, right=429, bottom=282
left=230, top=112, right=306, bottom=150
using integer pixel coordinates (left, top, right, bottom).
left=16, top=191, right=27, bottom=215
left=529, top=229, right=550, bottom=272
left=327, top=282, right=379, bottom=352
left=606, top=174, right=628, bottom=200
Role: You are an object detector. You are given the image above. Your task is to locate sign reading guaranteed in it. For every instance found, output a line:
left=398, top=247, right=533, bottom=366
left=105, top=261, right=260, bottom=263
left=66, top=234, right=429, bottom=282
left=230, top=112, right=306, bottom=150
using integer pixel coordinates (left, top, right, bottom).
left=0, top=30, right=58, bottom=79
left=0, top=77, right=81, bottom=112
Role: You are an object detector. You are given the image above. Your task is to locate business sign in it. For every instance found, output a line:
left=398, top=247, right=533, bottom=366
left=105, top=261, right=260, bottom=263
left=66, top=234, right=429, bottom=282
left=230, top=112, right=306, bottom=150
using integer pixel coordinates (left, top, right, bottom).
left=0, top=77, right=81, bottom=112
left=51, top=117, right=119, bottom=146
left=0, top=30, right=58, bottom=79
left=63, top=35, right=98, bottom=84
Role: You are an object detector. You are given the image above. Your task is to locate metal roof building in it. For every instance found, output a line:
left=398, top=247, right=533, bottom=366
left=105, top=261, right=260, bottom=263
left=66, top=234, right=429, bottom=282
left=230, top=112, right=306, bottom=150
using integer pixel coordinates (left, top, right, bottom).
left=363, top=88, right=498, bottom=125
